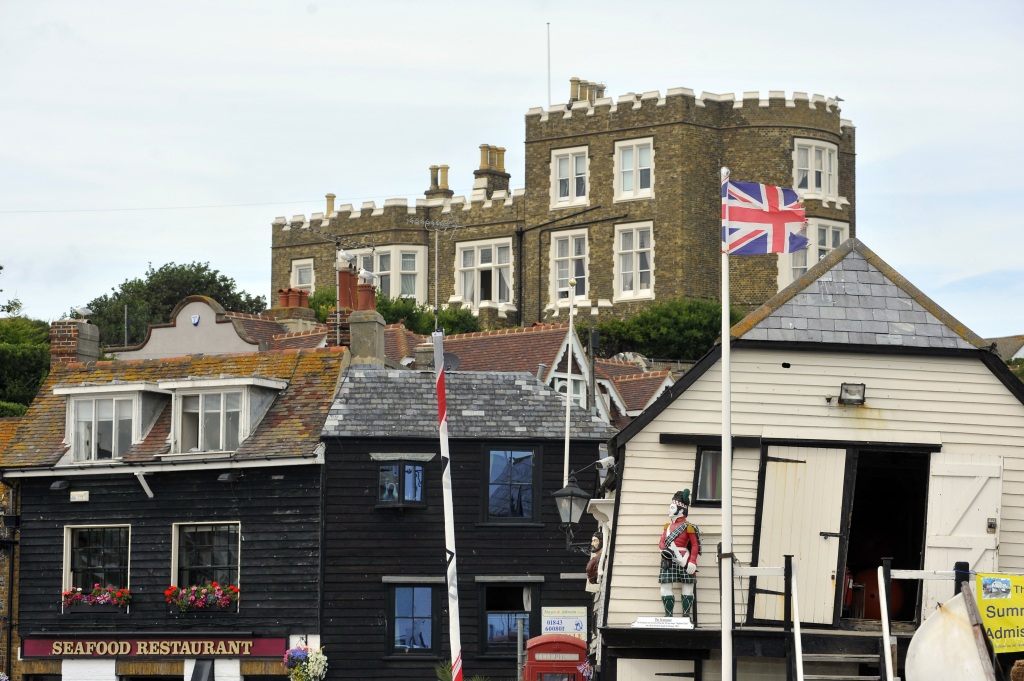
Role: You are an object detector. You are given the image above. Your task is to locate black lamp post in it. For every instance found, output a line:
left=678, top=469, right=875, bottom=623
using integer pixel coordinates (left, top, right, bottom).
left=552, top=475, right=591, bottom=552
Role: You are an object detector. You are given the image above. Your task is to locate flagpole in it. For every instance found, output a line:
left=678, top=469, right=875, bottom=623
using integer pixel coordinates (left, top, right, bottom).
left=433, top=331, right=464, bottom=681
left=719, top=167, right=734, bottom=681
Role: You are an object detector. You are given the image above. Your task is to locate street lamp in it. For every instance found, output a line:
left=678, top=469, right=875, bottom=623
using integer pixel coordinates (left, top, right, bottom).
left=552, top=475, right=591, bottom=552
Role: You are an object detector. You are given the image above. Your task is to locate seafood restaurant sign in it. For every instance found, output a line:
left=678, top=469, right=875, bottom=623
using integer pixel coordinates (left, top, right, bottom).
left=23, top=637, right=286, bottom=658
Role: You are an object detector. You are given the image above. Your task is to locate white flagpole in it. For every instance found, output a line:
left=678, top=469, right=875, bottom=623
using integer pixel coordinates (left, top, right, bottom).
left=433, top=331, right=464, bottom=681
left=719, top=167, right=734, bottom=681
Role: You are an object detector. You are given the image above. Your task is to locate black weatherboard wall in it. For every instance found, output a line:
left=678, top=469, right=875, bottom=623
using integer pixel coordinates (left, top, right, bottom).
left=18, top=466, right=321, bottom=635
left=322, top=436, right=601, bottom=681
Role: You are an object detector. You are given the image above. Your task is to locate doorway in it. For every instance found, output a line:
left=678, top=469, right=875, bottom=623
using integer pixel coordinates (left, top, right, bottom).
left=844, top=450, right=929, bottom=622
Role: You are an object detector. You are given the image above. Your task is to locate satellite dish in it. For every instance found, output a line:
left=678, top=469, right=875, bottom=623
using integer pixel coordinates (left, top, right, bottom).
left=443, top=352, right=461, bottom=371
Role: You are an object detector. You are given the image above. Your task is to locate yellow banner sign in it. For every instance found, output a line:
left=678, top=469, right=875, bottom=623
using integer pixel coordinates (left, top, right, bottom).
left=976, top=573, right=1024, bottom=652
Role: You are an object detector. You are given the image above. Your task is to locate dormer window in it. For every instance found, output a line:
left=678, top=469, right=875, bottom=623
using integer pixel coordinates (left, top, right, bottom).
left=73, top=397, right=133, bottom=461
left=181, top=391, right=241, bottom=453
left=56, top=383, right=165, bottom=464
left=159, top=376, right=287, bottom=456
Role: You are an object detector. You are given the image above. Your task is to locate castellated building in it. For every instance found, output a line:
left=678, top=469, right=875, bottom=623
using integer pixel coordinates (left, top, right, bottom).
left=271, top=79, right=855, bottom=328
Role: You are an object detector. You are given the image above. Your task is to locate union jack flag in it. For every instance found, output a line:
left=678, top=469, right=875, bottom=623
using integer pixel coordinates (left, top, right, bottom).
left=721, top=179, right=808, bottom=255
left=577, top=660, right=594, bottom=678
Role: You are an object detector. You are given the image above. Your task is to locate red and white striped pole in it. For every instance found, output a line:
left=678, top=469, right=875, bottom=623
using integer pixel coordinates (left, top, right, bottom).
left=433, top=331, right=464, bottom=681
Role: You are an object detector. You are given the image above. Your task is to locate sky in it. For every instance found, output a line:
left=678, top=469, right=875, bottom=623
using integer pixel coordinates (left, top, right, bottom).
left=1, top=1, right=1022, bottom=338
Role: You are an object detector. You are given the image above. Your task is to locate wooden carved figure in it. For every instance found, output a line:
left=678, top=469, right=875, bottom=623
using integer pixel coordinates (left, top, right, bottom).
left=658, top=489, right=701, bottom=618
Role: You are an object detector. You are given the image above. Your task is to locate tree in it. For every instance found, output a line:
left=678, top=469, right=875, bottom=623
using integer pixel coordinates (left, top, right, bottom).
left=1, top=263, right=22, bottom=316
left=594, top=297, right=745, bottom=361
left=84, top=262, right=266, bottom=347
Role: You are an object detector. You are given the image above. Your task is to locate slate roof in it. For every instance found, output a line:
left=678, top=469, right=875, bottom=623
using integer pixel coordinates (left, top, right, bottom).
left=733, top=238, right=987, bottom=350
left=324, top=367, right=617, bottom=441
left=2, top=347, right=345, bottom=469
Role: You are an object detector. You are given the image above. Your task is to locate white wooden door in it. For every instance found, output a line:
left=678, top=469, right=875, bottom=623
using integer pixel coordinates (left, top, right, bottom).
left=753, top=446, right=847, bottom=624
left=921, top=452, right=1002, bottom=618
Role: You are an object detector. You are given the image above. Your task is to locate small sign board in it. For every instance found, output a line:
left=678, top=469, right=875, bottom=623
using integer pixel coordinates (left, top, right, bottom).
left=541, top=606, right=587, bottom=640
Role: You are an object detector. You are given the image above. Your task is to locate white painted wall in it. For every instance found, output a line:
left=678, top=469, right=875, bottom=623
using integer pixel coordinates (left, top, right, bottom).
left=607, top=348, right=1024, bottom=629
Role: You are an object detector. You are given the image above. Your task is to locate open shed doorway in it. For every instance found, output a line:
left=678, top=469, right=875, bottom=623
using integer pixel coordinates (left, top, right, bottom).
left=844, top=450, right=929, bottom=623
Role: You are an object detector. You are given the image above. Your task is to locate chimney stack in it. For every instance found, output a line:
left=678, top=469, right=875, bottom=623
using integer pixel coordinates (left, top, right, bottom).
left=49, top=320, right=100, bottom=365
left=414, top=340, right=434, bottom=370
left=424, top=164, right=453, bottom=200
left=472, top=144, right=511, bottom=199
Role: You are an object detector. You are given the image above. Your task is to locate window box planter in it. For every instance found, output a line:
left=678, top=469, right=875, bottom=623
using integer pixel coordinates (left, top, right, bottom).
left=165, top=582, right=240, bottom=613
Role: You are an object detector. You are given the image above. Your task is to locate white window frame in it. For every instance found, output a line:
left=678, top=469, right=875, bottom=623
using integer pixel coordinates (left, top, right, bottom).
left=613, top=222, right=655, bottom=302
left=793, top=139, right=839, bottom=202
left=67, top=395, right=135, bottom=462
left=549, top=146, right=589, bottom=209
left=351, top=246, right=428, bottom=303
left=778, top=218, right=849, bottom=290
left=291, top=258, right=315, bottom=293
left=555, top=376, right=587, bottom=409
left=613, top=137, right=654, bottom=202
left=176, top=390, right=243, bottom=454
left=63, top=524, right=131, bottom=594
left=550, top=229, right=589, bottom=307
left=171, top=521, right=241, bottom=592
left=452, top=237, right=514, bottom=310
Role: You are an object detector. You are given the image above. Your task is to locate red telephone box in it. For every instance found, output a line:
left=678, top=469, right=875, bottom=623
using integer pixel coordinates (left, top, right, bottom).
left=522, top=633, right=588, bottom=681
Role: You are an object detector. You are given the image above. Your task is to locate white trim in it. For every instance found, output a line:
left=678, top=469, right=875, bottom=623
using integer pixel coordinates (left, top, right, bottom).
left=290, top=258, right=315, bottom=293
left=792, top=138, right=843, bottom=206
left=171, top=520, right=241, bottom=593
left=55, top=382, right=166, bottom=395
left=63, top=524, right=132, bottom=596
left=474, top=575, right=546, bottom=583
left=613, top=222, right=655, bottom=302
left=4, top=454, right=324, bottom=478
left=549, top=228, right=590, bottom=306
left=66, top=394, right=140, bottom=462
left=613, top=137, right=654, bottom=202
left=350, top=245, right=428, bottom=303
left=452, top=237, right=514, bottom=310
left=157, top=377, right=288, bottom=391
left=549, top=145, right=590, bottom=209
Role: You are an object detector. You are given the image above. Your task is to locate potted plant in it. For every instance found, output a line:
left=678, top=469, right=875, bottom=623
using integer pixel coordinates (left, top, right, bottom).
left=164, top=581, right=239, bottom=612
left=62, top=583, right=132, bottom=610
left=283, top=644, right=328, bottom=681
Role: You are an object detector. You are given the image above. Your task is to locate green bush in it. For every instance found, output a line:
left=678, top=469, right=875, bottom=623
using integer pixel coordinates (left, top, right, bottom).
left=595, top=297, right=744, bottom=361
left=0, top=401, right=27, bottom=417
left=308, top=286, right=337, bottom=324
left=0, top=343, right=50, bottom=406
left=375, top=292, right=480, bottom=336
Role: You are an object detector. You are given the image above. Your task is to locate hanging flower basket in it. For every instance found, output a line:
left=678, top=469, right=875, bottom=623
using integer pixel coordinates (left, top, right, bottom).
left=164, top=581, right=239, bottom=612
left=283, top=644, right=328, bottom=681
left=62, top=584, right=132, bottom=609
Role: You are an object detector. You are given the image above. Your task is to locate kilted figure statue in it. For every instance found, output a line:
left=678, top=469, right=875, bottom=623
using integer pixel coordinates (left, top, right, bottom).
left=658, top=489, right=701, bottom=618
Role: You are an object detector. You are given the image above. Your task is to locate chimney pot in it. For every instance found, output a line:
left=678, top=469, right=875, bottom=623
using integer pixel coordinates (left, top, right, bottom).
left=325, top=193, right=336, bottom=215
left=570, top=77, right=580, bottom=101
left=357, top=282, right=376, bottom=311
left=429, top=165, right=439, bottom=191
left=287, top=289, right=300, bottom=308
left=277, top=289, right=289, bottom=308
left=496, top=147, right=506, bottom=173
left=439, top=165, right=450, bottom=191
left=479, top=145, right=490, bottom=171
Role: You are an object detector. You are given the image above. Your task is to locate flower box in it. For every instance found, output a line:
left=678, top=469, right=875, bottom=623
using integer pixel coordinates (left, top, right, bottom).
left=164, top=582, right=240, bottom=613
left=62, top=584, right=132, bottom=610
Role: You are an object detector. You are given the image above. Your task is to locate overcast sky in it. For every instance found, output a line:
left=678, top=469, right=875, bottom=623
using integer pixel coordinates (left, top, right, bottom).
left=2, top=1, right=1022, bottom=338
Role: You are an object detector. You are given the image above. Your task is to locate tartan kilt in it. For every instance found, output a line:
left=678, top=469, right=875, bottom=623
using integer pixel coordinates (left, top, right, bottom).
left=658, top=560, right=695, bottom=584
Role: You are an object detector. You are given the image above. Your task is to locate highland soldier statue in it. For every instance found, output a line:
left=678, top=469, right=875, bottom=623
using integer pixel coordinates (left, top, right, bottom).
left=658, top=489, right=701, bottom=620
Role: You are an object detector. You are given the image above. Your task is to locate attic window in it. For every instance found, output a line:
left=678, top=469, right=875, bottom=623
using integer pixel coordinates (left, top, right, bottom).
left=72, top=397, right=133, bottom=461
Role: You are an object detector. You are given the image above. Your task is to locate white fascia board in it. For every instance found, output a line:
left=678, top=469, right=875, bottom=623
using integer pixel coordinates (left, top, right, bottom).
left=54, top=382, right=168, bottom=395
left=1, top=454, right=323, bottom=479
left=157, top=377, right=288, bottom=391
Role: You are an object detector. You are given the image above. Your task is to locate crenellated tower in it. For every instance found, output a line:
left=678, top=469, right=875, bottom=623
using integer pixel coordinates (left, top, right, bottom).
left=270, top=79, right=855, bottom=329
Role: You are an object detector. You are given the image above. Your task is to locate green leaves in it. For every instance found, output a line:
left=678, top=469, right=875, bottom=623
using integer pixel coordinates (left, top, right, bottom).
left=594, top=297, right=743, bottom=361
left=375, top=292, right=480, bottom=336
left=83, top=262, right=267, bottom=347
